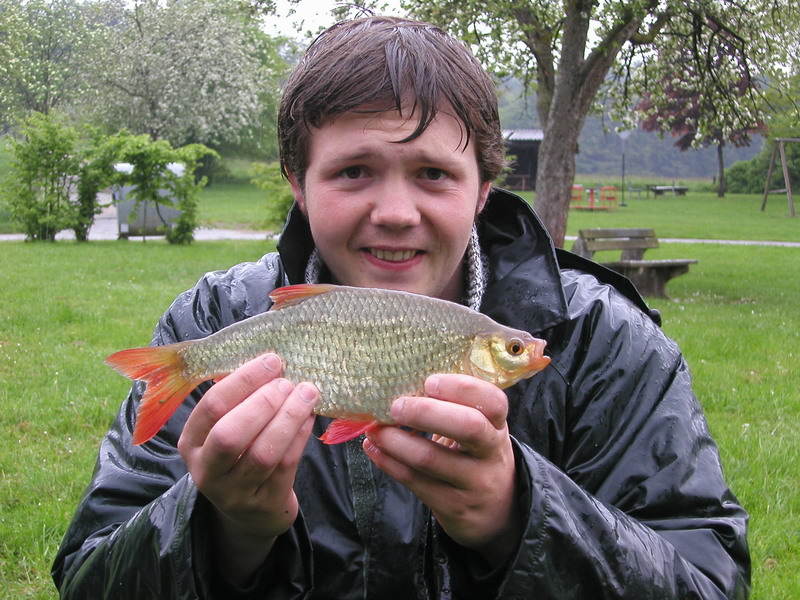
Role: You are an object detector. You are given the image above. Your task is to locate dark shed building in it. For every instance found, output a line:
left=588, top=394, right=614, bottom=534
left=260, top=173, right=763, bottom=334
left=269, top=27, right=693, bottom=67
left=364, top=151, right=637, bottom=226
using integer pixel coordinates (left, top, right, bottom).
left=502, top=129, right=543, bottom=190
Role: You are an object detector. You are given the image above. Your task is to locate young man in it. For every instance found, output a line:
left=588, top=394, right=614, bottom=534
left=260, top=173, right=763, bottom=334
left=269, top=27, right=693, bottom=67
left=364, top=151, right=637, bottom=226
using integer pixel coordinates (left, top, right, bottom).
left=53, top=16, right=750, bottom=599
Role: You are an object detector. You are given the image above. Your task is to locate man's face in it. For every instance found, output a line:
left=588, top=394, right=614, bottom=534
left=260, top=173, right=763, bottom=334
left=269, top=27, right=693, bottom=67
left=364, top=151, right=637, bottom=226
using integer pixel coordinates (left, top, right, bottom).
left=289, top=107, right=491, bottom=301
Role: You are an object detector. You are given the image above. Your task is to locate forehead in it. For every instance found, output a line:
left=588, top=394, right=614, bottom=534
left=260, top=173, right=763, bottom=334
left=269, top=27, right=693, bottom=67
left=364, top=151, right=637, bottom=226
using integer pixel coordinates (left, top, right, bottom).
left=306, top=107, right=476, bottom=166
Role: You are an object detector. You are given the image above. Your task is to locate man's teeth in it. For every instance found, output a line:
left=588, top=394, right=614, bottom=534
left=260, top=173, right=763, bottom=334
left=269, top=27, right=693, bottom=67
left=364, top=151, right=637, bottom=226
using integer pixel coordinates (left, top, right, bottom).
left=369, top=248, right=417, bottom=262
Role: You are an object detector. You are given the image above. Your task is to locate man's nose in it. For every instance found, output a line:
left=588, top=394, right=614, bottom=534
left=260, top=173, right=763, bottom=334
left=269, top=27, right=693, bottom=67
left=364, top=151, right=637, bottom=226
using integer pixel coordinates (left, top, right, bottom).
left=369, top=182, right=421, bottom=228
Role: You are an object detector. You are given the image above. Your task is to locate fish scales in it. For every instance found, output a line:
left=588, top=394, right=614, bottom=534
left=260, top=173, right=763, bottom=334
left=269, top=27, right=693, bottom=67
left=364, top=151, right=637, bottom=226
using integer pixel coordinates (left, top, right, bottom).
left=181, top=287, right=479, bottom=421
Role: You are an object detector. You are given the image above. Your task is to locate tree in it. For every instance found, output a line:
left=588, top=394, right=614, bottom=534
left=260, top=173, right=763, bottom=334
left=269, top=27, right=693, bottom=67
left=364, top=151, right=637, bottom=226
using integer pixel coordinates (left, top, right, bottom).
left=84, top=0, right=270, bottom=148
left=402, top=0, right=794, bottom=246
left=725, top=59, right=800, bottom=196
left=636, top=29, right=767, bottom=198
left=216, top=27, right=298, bottom=160
left=0, top=0, right=100, bottom=124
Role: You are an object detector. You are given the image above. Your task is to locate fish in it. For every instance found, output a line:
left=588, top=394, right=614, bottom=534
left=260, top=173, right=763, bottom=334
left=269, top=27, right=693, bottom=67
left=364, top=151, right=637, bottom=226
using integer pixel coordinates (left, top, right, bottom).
left=105, top=283, right=551, bottom=446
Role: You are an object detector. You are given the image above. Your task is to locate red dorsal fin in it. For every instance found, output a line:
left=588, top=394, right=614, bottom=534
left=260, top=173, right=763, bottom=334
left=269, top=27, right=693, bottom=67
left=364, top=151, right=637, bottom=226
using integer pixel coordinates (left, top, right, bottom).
left=269, top=283, right=338, bottom=310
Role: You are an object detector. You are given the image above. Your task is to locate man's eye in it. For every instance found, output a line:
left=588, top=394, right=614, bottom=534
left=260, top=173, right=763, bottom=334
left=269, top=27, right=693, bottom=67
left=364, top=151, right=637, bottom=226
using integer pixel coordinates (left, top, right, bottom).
left=422, top=167, right=446, bottom=181
left=341, top=166, right=363, bottom=179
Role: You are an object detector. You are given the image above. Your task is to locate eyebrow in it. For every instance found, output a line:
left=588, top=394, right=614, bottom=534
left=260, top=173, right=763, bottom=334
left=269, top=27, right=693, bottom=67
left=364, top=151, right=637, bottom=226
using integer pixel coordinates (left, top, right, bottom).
left=322, top=146, right=467, bottom=168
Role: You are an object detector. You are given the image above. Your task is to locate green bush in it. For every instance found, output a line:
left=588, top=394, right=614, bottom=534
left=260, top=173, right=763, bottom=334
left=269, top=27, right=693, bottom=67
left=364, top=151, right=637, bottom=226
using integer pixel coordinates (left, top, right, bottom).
left=114, top=134, right=218, bottom=244
left=0, top=119, right=216, bottom=243
left=73, top=131, right=129, bottom=241
left=1, top=112, right=82, bottom=240
left=725, top=160, right=762, bottom=194
left=726, top=140, right=800, bottom=194
left=250, top=161, right=295, bottom=230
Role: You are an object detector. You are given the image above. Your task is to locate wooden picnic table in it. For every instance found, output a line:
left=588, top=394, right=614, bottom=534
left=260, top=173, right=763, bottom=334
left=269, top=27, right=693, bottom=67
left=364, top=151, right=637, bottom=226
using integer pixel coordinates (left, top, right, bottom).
left=570, top=185, right=618, bottom=211
left=649, top=185, right=688, bottom=196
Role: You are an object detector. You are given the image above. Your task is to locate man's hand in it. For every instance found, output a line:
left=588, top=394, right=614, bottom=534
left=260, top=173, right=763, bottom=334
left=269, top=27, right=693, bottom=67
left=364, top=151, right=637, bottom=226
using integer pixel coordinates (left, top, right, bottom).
left=177, top=353, right=319, bottom=584
left=362, top=374, right=520, bottom=567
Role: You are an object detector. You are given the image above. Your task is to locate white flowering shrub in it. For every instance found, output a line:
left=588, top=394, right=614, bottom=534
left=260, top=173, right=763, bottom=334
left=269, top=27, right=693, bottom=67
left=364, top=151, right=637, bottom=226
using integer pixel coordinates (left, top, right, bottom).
left=85, top=0, right=268, bottom=148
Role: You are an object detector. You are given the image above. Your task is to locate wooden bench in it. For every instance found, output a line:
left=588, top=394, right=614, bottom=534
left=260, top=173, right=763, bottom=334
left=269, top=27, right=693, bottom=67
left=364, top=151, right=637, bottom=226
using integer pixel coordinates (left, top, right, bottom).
left=570, top=228, right=698, bottom=298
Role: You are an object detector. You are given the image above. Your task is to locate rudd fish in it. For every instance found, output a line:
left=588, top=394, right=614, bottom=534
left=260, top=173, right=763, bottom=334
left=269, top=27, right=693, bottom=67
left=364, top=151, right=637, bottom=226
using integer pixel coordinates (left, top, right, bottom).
left=106, top=283, right=551, bottom=446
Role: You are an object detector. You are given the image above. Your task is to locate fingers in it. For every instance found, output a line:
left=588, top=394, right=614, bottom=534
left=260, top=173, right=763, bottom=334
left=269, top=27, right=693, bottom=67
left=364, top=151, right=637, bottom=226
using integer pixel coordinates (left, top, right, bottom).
left=233, top=382, right=319, bottom=484
left=424, top=374, right=508, bottom=429
left=364, top=427, right=474, bottom=489
left=180, top=353, right=283, bottom=450
left=387, top=374, right=508, bottom=456
left=197, top=378, right=297, bottom=480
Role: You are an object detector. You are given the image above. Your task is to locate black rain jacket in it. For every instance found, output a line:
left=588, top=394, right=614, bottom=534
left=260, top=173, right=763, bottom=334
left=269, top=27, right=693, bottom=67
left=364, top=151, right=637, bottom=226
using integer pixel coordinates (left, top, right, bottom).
left=53, top=189, right=750, bottom=599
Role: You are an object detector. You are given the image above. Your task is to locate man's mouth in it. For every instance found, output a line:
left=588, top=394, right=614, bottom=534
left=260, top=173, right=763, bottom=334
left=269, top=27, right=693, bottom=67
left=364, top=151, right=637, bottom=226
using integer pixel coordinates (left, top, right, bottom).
left=367, top=248, right=419, bottom=262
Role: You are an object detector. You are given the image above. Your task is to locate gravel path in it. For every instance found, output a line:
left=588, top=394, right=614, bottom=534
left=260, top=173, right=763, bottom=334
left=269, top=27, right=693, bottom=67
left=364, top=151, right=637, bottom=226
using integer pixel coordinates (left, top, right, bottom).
left=0, top=196, right=274, bottom=242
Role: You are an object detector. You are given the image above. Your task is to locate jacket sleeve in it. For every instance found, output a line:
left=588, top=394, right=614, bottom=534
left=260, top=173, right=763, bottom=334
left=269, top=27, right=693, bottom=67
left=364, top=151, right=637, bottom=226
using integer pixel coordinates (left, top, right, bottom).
left=52, top=259, right=314, bottom=599
left=495, top=279, right=750, bottom=599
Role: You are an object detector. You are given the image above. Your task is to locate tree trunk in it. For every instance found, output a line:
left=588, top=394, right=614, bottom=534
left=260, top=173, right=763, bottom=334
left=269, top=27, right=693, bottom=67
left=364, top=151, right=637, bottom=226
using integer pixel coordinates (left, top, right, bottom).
left=534, top=115, right=581, bottom=249
left=531, top=8, right=643, bottom=248
left=717, top=142, right=726, bottom=198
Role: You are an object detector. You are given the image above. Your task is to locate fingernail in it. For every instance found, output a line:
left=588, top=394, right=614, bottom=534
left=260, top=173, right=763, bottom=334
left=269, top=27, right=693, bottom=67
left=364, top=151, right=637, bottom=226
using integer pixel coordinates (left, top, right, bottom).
left=363, top=438, right=379, bottom=456
left=390, top=397, right=405, bottom=419
left=277, top=378, right=293, bottom=395
left=262, top=354, right=282, bottom=373
left=425, top=375, right=440, bottom=395
left=297, top=382, right=319, bottom=405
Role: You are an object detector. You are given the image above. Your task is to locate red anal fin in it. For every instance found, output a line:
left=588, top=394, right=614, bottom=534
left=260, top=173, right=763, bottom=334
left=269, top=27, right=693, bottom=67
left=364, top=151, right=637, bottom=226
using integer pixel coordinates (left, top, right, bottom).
left=319, top=418, right=381, bottom=445
left=269, top=283, right=337, bottom=310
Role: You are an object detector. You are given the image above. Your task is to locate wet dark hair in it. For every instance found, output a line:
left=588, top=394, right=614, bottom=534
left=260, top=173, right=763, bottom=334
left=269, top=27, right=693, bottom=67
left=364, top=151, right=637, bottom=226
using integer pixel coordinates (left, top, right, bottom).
left=278, top=16, right=504, bottom=185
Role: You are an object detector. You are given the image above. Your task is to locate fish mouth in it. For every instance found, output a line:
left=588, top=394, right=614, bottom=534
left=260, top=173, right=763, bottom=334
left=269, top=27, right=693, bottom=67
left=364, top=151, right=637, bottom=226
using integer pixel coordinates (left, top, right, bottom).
left=365, top=247, right=422, bottom=263
left=526, top=339, right=551, bottom=374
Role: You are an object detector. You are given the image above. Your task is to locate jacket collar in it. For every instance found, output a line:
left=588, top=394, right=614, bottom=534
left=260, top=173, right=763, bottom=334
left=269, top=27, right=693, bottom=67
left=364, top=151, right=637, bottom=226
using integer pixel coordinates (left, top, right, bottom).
left=277, top=188, right=569, bottom=334
left=478, top=188, right=569, bottom=334
left=277, top=202, right=316, bottom=285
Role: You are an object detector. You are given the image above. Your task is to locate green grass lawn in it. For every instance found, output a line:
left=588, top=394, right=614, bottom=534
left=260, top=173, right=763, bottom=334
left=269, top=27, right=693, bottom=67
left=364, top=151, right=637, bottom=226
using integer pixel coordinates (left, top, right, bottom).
left=0, top=240, right=276, bottom=599
left=199, top=182, right=800, bottom=243
left=1, top=238, right=798, bottom=598
left=197, top=181, right=274, bottom=231
left=514, top=189, right=800, bottom=242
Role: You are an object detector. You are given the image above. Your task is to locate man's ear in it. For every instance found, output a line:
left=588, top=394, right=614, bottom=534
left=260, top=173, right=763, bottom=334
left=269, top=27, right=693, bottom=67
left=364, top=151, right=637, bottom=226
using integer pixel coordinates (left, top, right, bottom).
left=476, top=181, right=492, bottom=215
left=287, top=172, right=307, bottom=214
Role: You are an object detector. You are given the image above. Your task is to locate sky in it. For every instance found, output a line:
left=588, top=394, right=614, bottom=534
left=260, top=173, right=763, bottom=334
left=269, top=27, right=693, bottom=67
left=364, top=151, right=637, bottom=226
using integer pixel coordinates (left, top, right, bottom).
left=262, top=0, right=405, bottom=39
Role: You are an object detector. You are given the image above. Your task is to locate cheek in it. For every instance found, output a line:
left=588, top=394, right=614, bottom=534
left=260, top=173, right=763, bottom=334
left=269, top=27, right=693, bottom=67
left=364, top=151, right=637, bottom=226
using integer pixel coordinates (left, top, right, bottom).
left=440, top=212, right=477, bottom=252
left=306, top=199, right=358, bottom=248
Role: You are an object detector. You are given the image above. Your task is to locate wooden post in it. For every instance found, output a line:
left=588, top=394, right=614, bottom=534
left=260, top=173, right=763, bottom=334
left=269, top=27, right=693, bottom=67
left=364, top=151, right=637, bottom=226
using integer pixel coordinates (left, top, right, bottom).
left=778, top=140, right=797, bottom=217
left=761, top=144, right=777, bottom=211
left=762, top=138, right=799, bottom=216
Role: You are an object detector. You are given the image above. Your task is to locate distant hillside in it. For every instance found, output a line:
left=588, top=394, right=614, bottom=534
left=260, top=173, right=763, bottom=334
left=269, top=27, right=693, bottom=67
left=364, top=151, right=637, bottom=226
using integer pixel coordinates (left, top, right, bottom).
left=498, top=82, right=762, bottom=180
left=576, top=117, right=762, bottom=179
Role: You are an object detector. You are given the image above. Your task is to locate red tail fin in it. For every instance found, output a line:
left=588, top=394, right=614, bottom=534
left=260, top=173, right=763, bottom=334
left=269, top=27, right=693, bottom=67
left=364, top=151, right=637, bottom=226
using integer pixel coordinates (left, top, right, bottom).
left=105, top=343, right=197, bottom=445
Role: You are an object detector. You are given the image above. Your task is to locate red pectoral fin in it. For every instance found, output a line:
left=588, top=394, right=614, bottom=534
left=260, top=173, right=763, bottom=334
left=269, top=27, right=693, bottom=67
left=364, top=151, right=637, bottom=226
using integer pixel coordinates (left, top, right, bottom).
left=319, top=418, right=381, bottom=445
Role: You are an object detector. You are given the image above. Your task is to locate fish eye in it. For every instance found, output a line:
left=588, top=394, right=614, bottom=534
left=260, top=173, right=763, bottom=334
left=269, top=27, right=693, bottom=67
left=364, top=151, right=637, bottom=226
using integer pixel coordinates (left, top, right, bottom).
left=506, top=339, right=524, bottom=356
